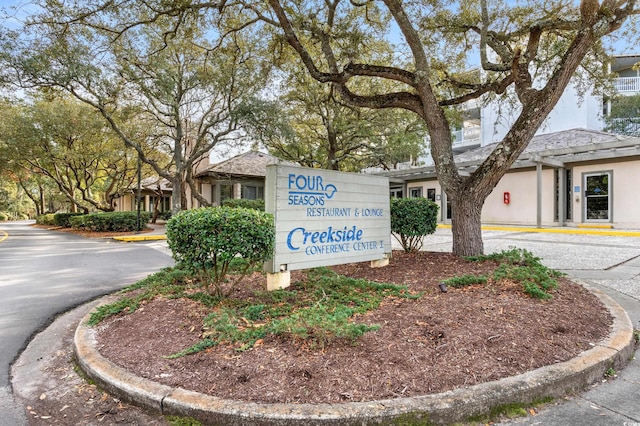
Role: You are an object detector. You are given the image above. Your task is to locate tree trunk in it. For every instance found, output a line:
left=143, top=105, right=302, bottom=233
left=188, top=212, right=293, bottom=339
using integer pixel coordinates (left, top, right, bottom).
left=450, top=193, right=484, bottom=257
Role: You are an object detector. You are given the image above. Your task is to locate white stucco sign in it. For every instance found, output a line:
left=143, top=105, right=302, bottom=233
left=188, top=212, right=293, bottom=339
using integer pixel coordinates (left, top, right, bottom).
left=265, top=164, right=391, bottom=273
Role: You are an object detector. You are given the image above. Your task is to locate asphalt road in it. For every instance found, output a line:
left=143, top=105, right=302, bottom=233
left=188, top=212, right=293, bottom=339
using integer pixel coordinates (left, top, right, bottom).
left=0, top=221, right=174, bottom=425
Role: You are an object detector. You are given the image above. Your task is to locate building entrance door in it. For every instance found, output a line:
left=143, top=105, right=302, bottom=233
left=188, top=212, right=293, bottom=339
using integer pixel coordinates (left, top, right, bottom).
left=584, top=172, right=611, bottom=221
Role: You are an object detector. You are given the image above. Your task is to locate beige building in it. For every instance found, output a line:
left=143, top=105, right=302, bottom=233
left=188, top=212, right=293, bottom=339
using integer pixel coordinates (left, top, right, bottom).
left=379, top=129, right=640, bottom=229
left=113, top=151, right=288, bottom=215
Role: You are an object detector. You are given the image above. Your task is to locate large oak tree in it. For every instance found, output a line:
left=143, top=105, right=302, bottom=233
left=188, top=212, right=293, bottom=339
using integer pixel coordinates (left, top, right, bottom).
left=254, top=0, right=638, bottom=255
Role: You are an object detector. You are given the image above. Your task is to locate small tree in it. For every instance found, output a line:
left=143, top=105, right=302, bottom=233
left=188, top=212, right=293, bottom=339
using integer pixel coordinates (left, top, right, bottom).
left=391, top=198, right=439, bottom=252
left=166, top=207, right=275, bottom=297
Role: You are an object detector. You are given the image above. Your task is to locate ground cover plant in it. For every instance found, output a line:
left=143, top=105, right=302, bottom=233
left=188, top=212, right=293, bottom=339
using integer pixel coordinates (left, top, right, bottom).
left=92, top=249, right=612, bottom=407
left=443, top=248, right=564, bottom=299
left=90, top=264, right=419, bottom=356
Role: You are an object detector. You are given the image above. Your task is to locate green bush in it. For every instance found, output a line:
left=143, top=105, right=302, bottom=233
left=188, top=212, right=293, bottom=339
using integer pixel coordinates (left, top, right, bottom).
left=0, top=212, right=8, bottom=221
left=54, top=212, right=85, bottom=228
left=71, top=211, right=150, bottom=232
left=166, top=207, right=275, bottom=297
left=222, top=198, right=265, bottom=210
left=390, top=197, right=439, bottom=252
left=36, top=213, right=56, bottom=225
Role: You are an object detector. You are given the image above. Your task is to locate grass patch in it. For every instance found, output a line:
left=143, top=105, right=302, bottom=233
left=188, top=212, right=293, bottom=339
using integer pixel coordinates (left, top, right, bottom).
left=465, top=396, right=554, bottom=424
left=165, top=416, right=203, bottom=426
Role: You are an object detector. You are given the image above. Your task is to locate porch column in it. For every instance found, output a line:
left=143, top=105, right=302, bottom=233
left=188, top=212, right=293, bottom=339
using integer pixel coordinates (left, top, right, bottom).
left=536, top=162, right=542, bottom=228
left=558, top=168, right=566, bottom=226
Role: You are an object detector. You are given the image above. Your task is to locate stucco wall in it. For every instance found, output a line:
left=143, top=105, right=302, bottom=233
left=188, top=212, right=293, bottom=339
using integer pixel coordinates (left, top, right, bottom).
left=481, top=168, right=557, bottom=225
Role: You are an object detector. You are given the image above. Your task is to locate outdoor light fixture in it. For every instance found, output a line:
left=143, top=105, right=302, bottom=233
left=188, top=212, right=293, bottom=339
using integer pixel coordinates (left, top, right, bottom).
left=438, top=282, right=447, bottom=293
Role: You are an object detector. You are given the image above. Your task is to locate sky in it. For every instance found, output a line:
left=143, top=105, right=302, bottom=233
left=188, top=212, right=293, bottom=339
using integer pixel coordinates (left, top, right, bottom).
left=0, top=0, right=39, bottom=31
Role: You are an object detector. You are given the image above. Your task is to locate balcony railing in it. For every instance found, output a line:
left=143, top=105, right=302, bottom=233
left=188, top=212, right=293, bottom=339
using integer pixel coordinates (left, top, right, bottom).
left=607, top=117, right=640, bottom=136
left=452, top=125, right=481, bottom=150
left=613, top=77, right=640, bottom=94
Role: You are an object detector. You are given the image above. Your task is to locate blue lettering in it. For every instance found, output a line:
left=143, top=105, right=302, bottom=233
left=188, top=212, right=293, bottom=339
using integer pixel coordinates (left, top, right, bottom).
left=286, top=225, right=364, bottom=252
left=287, top=227, right=304, bottom=250
left=288, top=173, right=325, bottom=191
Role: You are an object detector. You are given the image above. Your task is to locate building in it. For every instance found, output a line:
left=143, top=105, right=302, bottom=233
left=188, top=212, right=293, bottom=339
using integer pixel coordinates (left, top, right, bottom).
left=375, top=55, right=640, bottom=229
left=379, top=129, right=640, bottom=228
left=113, top=151, right=288, bottom=215
left=193, top=150, right=290, bottom=207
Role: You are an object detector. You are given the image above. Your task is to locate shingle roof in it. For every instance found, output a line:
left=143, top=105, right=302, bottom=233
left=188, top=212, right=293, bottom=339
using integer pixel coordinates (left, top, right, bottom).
left=453, top=128, right=631, bottom=163
left=196, top=151, right=290, bottom=178
left=377, top=128, right=639, bottom=180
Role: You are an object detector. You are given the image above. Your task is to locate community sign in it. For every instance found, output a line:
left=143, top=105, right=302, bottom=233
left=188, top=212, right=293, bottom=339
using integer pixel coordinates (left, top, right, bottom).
left=265, top=164, right=391, bottom=272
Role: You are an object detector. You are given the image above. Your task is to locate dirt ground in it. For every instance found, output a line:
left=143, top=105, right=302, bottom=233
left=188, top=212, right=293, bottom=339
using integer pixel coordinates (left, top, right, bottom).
left=16, top=227, right=612, bottom=424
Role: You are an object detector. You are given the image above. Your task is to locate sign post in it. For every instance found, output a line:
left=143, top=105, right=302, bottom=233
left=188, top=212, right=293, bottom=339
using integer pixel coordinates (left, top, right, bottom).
left=265, top=165, right=391, bottom=290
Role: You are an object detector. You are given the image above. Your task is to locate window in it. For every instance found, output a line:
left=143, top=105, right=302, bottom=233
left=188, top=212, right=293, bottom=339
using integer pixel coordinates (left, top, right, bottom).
left=409, top=187, right=422, bottom=198
left=427, top=188, right=436, bottom=202
left=390, top=188, right=403, bottom=198
left=220, top=184, right=232, bottom=201
left=242, top=185, right=264, bottom=200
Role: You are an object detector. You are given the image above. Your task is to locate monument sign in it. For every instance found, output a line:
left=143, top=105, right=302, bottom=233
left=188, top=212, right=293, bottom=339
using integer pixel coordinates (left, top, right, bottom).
left=265, top=164, right=391, bottom=284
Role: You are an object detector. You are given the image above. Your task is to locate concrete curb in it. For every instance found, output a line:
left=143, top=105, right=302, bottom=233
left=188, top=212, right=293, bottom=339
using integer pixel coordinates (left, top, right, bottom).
left=112, top=235, right=167, bottom=242
left=74, top=282, right=635, bottom=426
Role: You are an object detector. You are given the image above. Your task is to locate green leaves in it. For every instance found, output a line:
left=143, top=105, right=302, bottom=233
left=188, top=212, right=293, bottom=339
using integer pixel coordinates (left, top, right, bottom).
left=166, top=207, right=275, bottom=297
left=390, top=197, right=439, bottom=252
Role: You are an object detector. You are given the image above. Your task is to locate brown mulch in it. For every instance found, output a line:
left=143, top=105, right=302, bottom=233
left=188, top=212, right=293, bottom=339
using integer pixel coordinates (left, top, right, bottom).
left=93, top=251, right=612, bottom=405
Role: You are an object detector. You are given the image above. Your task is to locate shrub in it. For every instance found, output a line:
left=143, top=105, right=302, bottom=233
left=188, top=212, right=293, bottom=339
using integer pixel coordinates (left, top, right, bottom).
left=71, top=211, right=150, bottom=232
left=54, top=212, right=85, bottom=228
left=222, top=198, right=265, bottom=211
left=36, top=213, right=56, bottom=226
left=390, top=197, right=439, bottom=252
left=166, top=207, right=275, bottom=297
left=0, top=212, right=8, bottom=221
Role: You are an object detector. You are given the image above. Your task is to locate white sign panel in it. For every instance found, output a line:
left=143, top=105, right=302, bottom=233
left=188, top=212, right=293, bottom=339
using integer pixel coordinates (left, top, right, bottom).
left=266, top=164, right=391, bottom=272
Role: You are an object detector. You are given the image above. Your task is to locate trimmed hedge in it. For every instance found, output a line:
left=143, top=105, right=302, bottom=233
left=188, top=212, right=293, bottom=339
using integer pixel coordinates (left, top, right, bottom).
left=167, top=207, right=275, bottom=297
left=70, top=211, right=150, bottom=232
left=54, top=212, right=85, bottom=228
left=222, top=198, right=265, bottom=210
left=390, top=197, right=439, bottom=252
left=36, top=214, right=57, bottom=226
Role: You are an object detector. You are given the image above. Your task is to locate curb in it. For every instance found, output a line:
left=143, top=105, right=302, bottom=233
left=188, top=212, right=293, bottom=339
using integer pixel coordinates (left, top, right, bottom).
left=112, top=235, right=167, bottom=242
left=74, top=282, right=635, bottom=426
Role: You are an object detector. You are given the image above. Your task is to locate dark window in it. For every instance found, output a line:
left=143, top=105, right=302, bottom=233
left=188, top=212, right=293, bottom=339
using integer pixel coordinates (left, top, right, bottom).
left=409, top=187, right=422, bottom=198
left=220, top=184, right=232, bottom=201
left=390, top=189, right=403, bottom=198
left=427, top=188, right=436, bottom=202
left=242, top=185, right=264, bottom=200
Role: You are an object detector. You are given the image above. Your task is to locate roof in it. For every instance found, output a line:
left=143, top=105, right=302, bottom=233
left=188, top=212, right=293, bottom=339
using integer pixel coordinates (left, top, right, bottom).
left=196, top=151, right=289, bottom=178
left=612, top=54, right=640, bottom=73
left=378, top=128, right=640, bottom=182
left=453, top=128, right=631, bottom=163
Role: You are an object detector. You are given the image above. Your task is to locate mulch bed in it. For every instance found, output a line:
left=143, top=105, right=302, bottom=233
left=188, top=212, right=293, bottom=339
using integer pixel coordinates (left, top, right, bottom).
left=93, top=250, right=612, bottom=404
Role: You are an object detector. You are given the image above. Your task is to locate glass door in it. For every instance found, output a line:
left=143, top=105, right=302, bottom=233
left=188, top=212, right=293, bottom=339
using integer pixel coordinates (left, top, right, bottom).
left=584, top=172, right=611, bottom=221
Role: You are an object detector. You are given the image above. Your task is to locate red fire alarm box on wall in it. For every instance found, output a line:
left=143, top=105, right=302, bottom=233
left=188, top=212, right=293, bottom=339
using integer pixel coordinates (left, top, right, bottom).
left=503, top=192, right=510, bottom=204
